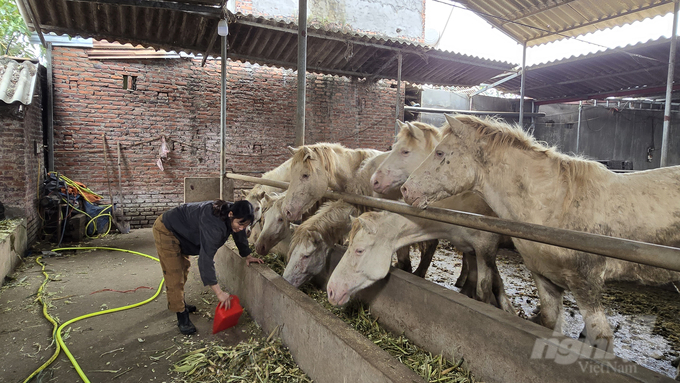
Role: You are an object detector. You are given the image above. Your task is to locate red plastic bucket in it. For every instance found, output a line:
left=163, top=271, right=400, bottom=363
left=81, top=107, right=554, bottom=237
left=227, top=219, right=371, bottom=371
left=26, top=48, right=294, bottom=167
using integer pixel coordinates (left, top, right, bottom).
left=212, top=295, right=244, bottom=334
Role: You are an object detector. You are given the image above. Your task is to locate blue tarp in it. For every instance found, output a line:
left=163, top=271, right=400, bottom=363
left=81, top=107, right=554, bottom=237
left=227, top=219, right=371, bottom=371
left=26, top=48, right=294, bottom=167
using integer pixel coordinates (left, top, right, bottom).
left=83, top=200, right=111, bottom=236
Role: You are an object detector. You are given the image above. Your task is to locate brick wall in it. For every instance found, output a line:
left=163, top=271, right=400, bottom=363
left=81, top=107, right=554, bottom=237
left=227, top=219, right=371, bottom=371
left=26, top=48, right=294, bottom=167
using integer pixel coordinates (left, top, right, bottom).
left=51, top=47, right=400, bottom=228
left=0, top=72, right=44, bottom=246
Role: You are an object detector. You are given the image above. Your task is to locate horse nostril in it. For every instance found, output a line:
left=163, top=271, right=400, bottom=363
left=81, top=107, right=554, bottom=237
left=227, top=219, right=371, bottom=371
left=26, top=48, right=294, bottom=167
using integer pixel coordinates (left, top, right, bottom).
left=400, top=185, right=408, bottom=195
left=373, top=179, right=379, bottom=187
left=328, top=288, right=335, bottom=301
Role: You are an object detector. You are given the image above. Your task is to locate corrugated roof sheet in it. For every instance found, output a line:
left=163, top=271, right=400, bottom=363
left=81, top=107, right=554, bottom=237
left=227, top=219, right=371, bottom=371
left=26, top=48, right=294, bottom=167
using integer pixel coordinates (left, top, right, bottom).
left=498, top=36, right=679, bottom=103
left=0, top=57, right=39, bottom=105
left=20, top=0, right=514, bottom=87
left=457, top=0, right=675, bottom=47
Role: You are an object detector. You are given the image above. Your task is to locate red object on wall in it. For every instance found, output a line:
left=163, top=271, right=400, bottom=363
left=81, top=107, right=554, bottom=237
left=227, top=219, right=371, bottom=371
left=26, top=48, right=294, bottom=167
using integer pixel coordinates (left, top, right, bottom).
left=212, top=295, right=244, bottom=334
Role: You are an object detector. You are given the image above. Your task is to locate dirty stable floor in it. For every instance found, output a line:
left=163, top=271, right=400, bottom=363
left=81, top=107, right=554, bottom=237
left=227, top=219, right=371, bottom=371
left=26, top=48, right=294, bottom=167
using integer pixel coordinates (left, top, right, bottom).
left=0, top=228, right=260, bottom=383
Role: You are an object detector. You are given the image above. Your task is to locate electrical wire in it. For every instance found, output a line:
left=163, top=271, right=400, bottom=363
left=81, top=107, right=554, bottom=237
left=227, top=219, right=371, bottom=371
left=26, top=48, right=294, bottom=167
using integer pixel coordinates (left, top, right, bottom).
left=23, top=247, right=164, bottom=383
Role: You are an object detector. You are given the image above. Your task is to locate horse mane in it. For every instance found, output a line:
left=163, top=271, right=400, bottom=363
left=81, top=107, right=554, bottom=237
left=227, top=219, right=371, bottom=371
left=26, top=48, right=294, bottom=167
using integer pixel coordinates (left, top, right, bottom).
left=291, top=143, right=346, bottom=176
left=290, top=200, right=357, bottom=248
left=446, top=115, right=610, bottom=192
left=397, top=121, right=443, bottom=151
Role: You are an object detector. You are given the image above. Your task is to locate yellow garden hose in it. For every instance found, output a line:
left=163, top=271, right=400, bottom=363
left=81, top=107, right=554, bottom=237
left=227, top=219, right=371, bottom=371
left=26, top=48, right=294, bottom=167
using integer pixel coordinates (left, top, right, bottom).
left=59, top=199, right=114, bottom=238
left=23, top=257, right=62, bottom=383
left=24, top=247, right=164, bottom=383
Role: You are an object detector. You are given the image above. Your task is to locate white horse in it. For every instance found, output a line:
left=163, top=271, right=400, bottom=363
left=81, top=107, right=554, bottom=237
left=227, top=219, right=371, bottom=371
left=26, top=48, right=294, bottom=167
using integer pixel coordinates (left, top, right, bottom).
left=283, top=200, right=358, bottom=287
left=282, top=143, right=382, bottom=222
left=327, top=200, right=515, bottom=314
left=253, top=192, right=294, bottom=257
left=282, top=143, right=436, bottom=276
left=243, top=157, right=293, bottom=240
left=370, top=120, right=513, bottom=308
left=401, top=113, right=680, bottom=354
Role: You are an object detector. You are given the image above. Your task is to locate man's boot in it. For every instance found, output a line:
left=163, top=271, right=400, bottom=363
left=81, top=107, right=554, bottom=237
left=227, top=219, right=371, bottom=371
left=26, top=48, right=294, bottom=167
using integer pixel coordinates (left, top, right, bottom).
left=176, top=309, right=196, bottom=335
left=184, top=302, right=197, bottom=313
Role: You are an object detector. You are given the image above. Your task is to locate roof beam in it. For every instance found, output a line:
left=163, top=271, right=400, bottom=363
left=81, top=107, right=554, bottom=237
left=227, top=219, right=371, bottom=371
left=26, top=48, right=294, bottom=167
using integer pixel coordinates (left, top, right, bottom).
left=227, top=52, right=380, bottom=79
left=520, top=64, right=670, bottom=93
left=62, top=0, right=222, bottom=18
left=20, top=0, right=46, bottom=47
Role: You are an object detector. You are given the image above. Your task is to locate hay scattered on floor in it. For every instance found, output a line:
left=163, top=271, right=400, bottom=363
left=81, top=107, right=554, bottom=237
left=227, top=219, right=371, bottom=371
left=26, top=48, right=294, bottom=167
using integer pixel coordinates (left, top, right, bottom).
left=171, top=334, right=312, bottom=383
left=261, top=252, right=478, bottom=383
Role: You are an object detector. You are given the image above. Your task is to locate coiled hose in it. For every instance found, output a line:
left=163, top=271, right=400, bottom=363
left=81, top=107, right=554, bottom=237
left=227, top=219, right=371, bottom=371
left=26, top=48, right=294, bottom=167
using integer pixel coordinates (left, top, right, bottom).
left=23, top=247, right=164, bottom=383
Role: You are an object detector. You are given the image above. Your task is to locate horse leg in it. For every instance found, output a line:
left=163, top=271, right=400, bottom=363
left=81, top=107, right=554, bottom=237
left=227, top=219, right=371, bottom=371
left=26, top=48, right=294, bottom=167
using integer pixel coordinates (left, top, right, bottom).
left=395, top=246, right=412, bottom=273
left=458, top=251, right=478, bottom=299
left=455, top=251, right=472, bottom=288
left=474, top=245, right=499, bottom=306
left=568, top=279, right=614, bottom=355
left=531, top=273, right=565, bottom=332
left=413, top=239, right=438, bottom=278
left=487, top=260, right=516, bottom=314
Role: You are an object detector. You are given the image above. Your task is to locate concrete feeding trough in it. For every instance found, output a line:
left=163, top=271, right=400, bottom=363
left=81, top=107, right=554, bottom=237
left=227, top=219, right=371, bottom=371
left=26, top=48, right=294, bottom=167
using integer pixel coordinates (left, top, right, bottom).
left=0, top=218, right=26, bottom=285
left=215, top=246, right=424, bottom=383
left=216, top=244, right=674, bottom=383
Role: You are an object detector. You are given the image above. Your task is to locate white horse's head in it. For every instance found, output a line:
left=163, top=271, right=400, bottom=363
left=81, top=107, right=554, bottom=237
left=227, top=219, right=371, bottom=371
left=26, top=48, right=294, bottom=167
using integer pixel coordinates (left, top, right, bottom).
left=254, top=193, right=290, bottom=256
left=283, top=145, right=333, bottom=221
left=326, top=213, right=393, bottom=306
left=241, top=185, right=266, bottom=232
left=283, top=230, right=332, bottom=287
left=401, top=114, right=480, bottom=208
left=371, top=121, right=442, bottom=194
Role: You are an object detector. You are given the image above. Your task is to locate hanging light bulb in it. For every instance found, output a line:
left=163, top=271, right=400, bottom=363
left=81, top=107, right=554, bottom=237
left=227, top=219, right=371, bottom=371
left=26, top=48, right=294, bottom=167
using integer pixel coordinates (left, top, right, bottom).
left=218, top=19, right=229, bottom=36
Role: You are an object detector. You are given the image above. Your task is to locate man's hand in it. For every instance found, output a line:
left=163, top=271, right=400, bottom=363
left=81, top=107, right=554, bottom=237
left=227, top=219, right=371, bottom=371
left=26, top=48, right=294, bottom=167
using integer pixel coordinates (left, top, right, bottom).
left=245, top=255, right=264, bottom=265
left=211, top=284, right=232, bottom=309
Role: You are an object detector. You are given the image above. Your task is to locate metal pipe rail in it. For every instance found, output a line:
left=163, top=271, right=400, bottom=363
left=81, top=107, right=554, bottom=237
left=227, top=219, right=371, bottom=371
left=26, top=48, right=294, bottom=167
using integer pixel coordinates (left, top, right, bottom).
left=226, top=173, right=680, bottom=273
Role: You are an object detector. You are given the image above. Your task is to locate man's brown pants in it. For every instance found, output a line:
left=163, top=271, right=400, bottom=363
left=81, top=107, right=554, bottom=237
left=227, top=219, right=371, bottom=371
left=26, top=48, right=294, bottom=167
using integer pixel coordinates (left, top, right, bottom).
left=153, top=215, right=189, bottom=313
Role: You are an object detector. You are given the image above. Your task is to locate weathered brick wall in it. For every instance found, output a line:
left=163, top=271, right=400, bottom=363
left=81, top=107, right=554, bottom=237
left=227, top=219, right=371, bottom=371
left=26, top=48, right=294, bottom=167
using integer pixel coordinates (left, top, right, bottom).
left=51, top=47, right=399, bottom=228
left=0, top=73, right=44, bottom=246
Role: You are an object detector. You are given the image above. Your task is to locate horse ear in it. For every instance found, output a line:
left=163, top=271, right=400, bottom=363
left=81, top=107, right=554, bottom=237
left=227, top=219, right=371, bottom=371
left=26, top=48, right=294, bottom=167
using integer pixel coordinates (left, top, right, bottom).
left=357, top=216, right=377, bottom=235
left=397, top=120, right=408, bottom=131
left=256, top=190, right=266, bottom=200
left=311, top=230, right=324, bottom=244
left=444, top=114, right=468, bottom=136
left=287, top=146, right=298, bottom=155
left=406, top=122, right=425, bottom=141
left=302, top=147, right=314, bottom=162
left=241, top=189, right=249, bottom=197
left=263, top=193, right=272, bottom=203
left=289, top=223, right=298, bottom=233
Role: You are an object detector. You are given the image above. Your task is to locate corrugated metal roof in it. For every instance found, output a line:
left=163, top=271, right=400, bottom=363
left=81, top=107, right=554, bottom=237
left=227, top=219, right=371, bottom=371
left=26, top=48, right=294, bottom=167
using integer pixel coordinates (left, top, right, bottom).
left=87, top=41, right=181, bottom=59
left=457, top=0, right=675, bottom=47
left=0, top=57, right=39, bottom=105
left=20, top=0, right=514, bottom=87
left=498, top=36, right=679, bottom=103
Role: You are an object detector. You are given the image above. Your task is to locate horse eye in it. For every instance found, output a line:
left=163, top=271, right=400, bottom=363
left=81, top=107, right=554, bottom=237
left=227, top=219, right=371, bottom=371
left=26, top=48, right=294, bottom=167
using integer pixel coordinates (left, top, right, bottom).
left=278, top=218, right=284, bottom=222
left=302, top=174, right=309, bottom=179
left=302, top=253, right=311, bottom=259
left=435, top=150, right=444, bottom=158
left=401, top=150, right=410, bottom=156
left=355, top=248, right=364, bottom=256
